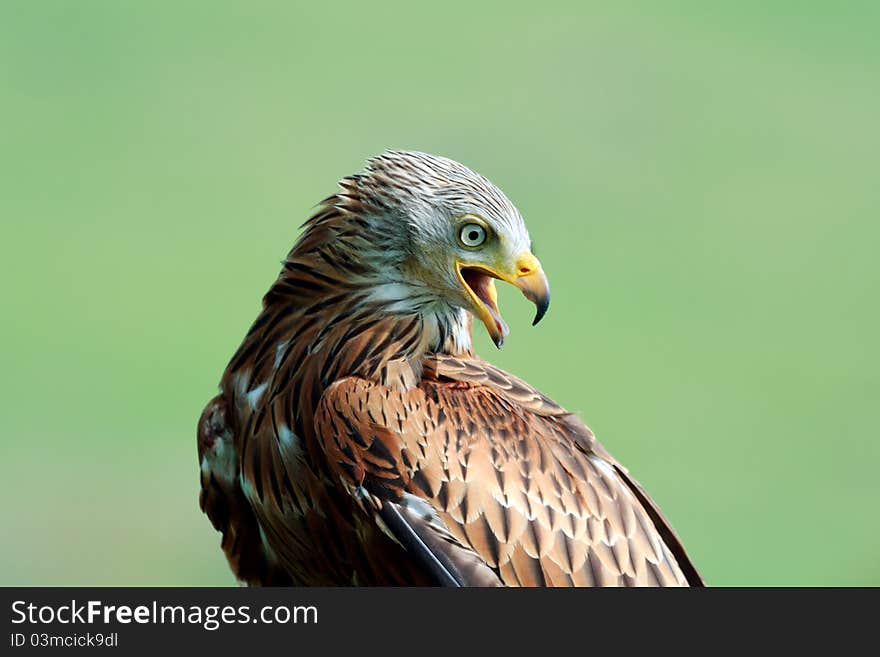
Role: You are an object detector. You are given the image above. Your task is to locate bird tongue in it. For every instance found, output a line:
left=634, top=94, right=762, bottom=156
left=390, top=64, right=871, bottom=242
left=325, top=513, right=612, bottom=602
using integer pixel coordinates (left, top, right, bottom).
left=486, top=303, right=510, bottom=343
left=482, top=292, right=509, bottom=342
left=462, top=268, right=510, bottom=342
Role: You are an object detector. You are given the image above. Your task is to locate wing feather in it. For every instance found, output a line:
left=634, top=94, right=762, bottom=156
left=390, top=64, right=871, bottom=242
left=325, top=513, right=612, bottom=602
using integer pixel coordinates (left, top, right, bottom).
left=313, top=360, right=704, bottom=587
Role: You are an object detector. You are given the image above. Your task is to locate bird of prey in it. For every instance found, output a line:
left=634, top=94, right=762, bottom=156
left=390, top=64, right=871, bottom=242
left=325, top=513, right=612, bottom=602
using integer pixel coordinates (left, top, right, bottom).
left=198, top=150, right=703, bottom=586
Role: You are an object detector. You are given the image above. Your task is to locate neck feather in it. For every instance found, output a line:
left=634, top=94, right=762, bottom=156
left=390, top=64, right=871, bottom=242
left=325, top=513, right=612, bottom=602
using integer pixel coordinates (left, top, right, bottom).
left=227, top=203, right=473, bottom=387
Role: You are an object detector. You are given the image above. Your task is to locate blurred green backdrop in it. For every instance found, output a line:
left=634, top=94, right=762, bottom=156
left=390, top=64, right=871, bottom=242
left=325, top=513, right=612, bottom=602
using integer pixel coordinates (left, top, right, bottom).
left=1, top=1, right=878, bottom=586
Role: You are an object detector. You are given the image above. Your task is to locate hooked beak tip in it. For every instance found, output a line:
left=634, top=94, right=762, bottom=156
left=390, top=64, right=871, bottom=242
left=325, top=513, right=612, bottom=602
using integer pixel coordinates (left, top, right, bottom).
left=532, top=296, right=550, bottom=326
left=514, top=267, right=550, bottom=327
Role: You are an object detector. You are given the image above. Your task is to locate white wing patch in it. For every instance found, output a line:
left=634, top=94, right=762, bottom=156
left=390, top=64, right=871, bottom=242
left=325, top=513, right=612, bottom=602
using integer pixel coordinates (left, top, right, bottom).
left=400, top=492, right=438, bottom=521
left=275, top=422, right=302, bottom=459
left=201, top=433, right=237, bottom=485
left=274, top=341, right=288, bottom=370
left=246, top=382, right=268, bottom=410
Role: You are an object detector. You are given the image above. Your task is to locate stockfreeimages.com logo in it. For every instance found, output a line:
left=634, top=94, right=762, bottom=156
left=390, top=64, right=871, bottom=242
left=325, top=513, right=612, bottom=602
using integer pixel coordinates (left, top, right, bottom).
left=11, top=600, right=318, bottom=631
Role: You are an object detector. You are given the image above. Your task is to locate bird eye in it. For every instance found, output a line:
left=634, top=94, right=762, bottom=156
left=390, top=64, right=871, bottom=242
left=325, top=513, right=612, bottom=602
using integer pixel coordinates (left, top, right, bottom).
left=459, top=223, right=487, bottom=248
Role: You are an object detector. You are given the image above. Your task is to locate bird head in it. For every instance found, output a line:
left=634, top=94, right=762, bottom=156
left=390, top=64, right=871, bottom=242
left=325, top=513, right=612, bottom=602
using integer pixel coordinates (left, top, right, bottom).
left=446, top=214, right=550, bottom=350
left=350, top=151, right=550, bottom=350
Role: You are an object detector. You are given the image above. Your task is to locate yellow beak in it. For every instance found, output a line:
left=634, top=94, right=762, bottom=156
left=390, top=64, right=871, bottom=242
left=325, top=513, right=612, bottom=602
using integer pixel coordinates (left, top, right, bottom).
left=455, top=252, right=551, bottom=348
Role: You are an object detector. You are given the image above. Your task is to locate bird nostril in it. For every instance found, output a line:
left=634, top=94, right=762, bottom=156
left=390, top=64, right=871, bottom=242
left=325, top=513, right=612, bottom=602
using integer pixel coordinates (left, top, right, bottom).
left=515, top=253, right=541, bottom=277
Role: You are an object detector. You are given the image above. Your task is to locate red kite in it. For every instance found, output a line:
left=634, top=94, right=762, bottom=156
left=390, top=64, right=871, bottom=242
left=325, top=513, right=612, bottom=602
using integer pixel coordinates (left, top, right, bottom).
left=198, top=151, right=703, bottom=586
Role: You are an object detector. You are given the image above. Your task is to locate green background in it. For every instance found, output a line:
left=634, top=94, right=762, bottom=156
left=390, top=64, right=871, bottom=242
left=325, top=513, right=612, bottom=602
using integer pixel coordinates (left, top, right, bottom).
left=2, top=1, right=878, bottom=586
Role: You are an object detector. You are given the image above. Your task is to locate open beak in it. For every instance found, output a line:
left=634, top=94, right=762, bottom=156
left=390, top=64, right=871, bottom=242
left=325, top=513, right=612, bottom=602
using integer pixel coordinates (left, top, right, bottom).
left=455, top=252, right=550, bottom=348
